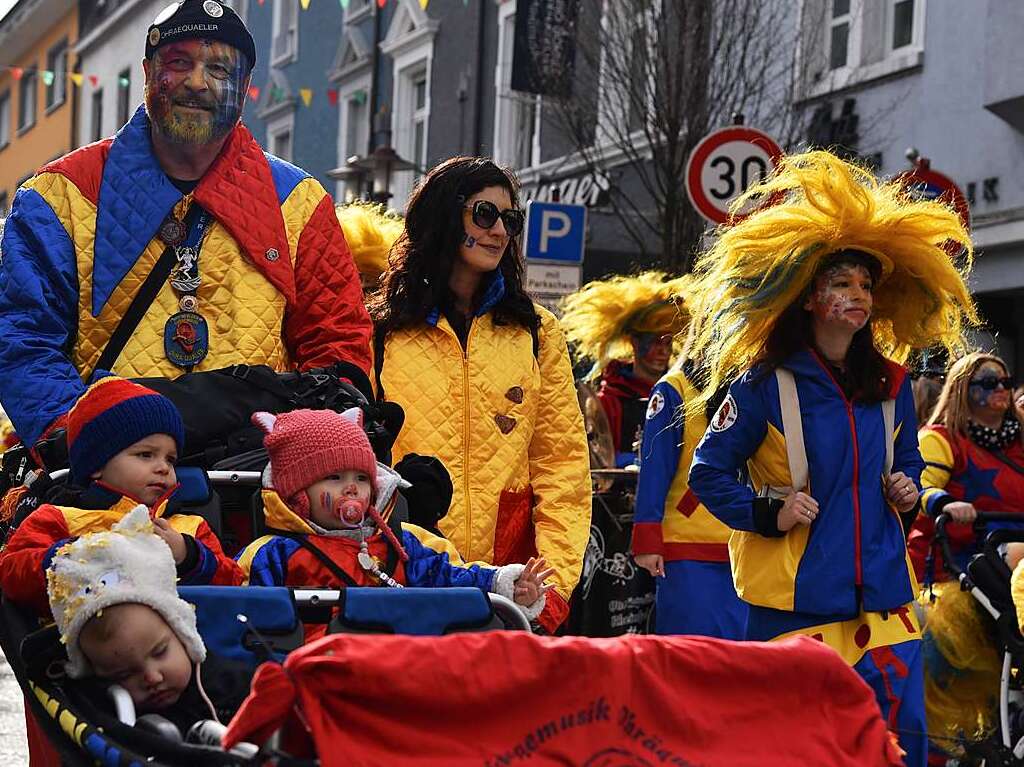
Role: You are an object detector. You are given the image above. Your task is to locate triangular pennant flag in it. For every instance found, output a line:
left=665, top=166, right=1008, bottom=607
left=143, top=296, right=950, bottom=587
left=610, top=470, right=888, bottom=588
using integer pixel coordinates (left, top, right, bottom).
left=271, top=85, right=283, bottom=101
left=118, top=75, right=129, bottom=88
left=70, top=73, right=83, bottom=87
left=42, top=70, right=55, bottom=86
left=11, top=67, right=23, bottom=81
left=300, top=88, right=313, bottom=107
left=419, top=0, right=428, bottom=7
left=248, top=85, right=260, bottom=100
left=377, top=0, right=386, bottom=7
left=257, top=0, right=264, bottom=4
left=340, top=0, right=348, bottom=7
left=327, top=89, right=339, bottom=106
left=299, top=0, right=310, bottom=8
left=88, top=75, right=99, bottom=87
left=353, top=89, right=367, bottom=105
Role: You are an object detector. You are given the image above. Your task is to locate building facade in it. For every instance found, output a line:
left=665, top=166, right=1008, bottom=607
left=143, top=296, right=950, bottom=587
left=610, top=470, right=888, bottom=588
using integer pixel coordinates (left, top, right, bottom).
left=0, top=0, right=77, bottom=215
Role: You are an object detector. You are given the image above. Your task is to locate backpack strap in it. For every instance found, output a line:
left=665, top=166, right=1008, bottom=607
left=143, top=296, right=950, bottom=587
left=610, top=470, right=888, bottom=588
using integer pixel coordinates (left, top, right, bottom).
left=882, top=398, right=896, bottom=476
left=267, top=528, right=405, bottom=588
left=774, top=368, right=809, bottom=492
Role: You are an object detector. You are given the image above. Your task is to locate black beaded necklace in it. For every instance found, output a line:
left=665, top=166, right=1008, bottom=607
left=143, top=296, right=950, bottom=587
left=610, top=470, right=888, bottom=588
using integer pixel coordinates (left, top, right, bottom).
left=968, top=413, right=1021, bottom=451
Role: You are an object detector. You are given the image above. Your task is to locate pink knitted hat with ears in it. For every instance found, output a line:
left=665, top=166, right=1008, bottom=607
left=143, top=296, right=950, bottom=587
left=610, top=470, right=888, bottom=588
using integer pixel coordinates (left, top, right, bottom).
left=252, top=408, right=378, bottom=518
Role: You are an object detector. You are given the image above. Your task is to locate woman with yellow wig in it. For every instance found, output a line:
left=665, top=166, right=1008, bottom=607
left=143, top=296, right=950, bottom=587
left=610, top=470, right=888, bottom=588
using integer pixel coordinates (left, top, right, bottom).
left=687, top=150, right=977, bottom=766
left=560, top=272, right=687, bottom=466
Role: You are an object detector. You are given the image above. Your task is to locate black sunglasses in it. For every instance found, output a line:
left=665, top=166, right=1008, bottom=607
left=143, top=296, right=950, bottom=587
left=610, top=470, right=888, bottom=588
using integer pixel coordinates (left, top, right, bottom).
left=969, top=375, right=1014, bottom=391
left=462, top=200, right=525, bottom=236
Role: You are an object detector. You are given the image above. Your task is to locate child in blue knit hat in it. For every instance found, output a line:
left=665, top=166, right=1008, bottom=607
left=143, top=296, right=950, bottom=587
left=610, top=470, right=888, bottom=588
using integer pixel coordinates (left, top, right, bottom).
left=0, top=375, right=243, bottom=617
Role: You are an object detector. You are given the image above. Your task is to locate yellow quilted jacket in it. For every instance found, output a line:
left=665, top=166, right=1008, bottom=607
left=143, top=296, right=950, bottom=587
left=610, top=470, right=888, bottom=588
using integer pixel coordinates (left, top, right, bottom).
left=379, top=304, right=591, bottom=621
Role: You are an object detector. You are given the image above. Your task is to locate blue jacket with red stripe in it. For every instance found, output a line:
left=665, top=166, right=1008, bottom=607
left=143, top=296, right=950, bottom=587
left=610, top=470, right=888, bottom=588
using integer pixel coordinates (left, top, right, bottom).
left=689, top=349, right=923, bottom=617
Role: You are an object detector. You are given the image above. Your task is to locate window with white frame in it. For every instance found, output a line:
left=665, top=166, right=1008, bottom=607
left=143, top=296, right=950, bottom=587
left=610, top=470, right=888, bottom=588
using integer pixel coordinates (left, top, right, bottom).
left=381, top=0, right=438, bottom=209
left=0, top=91, right=10, bottom=149
left=494, top=2, right=539, bottom=169
left=828, top=0, right=852, bottom=70
left=18, top=69, right=37, bottom=132
left=888, top=0, right=916, bottom=51
left=46, top=39, right=68, bottom=111
left=272, top=0, right=299, bottom=66
left=267, top=111, right=295, bottom=162
left=804, top=0, right=926, bottom=96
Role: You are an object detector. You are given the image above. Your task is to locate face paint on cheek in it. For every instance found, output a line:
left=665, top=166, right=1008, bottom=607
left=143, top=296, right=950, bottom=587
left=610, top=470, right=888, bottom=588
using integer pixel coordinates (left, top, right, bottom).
left=969, top=386, right=993, bottom=409
left=206, top=47, right=247, bottom=140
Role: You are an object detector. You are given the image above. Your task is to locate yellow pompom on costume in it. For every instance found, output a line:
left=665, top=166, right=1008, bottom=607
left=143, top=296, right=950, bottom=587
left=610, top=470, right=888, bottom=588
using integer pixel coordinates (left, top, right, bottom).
left=559, top=271, right=690, bottom=380
left=921, top=583, right=1001, bottom=754
left=685, top=149, right=979, bottom=417
left=336, top=202, right=405, bottom=293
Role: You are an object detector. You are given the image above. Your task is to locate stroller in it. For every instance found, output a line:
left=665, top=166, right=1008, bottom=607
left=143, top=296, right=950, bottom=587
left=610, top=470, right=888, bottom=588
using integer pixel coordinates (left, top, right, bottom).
left=928, top=510, right=1024, bottom=765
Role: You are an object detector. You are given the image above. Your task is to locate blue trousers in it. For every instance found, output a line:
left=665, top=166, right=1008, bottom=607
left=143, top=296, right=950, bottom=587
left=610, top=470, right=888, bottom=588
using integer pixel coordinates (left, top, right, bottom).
left=654, top=559, right=748, bottom=639
left=854, top=639, right=926, bottom=767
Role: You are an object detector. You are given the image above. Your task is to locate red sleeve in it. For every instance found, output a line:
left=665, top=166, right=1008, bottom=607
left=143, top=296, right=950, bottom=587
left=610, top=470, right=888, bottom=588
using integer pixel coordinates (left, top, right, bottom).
left=0, top=505, right=72, bottom=616
left=286, top=194, right=372, bottom=373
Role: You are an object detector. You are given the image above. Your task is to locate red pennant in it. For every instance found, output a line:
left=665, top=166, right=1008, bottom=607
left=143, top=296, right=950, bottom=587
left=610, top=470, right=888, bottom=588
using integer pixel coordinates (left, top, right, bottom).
left=327, top=89, right=338, bottom=106
left=10, top=67, right=23, bottom=80
left=88, top=75, right=99, bottom=88
left=376, top=0, right=386, bottom=7
left=248, top=86, right=260, bottom=100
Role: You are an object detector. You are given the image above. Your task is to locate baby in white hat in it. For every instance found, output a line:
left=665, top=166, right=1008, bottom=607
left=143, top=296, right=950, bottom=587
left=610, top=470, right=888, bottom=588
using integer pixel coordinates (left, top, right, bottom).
left=47, top=506, right=246, bottom=725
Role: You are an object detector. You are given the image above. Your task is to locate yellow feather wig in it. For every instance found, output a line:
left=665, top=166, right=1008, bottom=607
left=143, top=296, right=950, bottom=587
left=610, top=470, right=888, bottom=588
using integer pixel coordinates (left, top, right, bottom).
left=336, top=201, right=405, bottom=278
left=686, top=149, right=978, bottom=413
left=559, top=271, right=690, bottom=376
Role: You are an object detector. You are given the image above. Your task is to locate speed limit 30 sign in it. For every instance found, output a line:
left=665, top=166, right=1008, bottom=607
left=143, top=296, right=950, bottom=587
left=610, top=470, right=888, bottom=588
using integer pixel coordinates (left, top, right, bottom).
left=685, top=126, right=784, bottom=224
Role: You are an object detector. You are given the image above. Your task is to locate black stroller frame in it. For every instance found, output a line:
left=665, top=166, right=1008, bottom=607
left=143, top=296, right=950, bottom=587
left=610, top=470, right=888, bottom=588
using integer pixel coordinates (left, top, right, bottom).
left=934, top=510, right=1024, bottom=765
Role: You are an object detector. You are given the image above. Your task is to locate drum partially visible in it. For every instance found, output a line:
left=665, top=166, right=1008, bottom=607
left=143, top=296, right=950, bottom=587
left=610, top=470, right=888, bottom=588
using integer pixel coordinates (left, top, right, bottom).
left=565, top=472, right=654, bottom=637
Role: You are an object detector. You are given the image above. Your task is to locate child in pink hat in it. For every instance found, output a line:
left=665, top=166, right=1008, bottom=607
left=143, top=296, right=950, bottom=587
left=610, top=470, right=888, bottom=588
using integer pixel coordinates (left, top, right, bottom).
left=236, top=408, right=551, bottom=640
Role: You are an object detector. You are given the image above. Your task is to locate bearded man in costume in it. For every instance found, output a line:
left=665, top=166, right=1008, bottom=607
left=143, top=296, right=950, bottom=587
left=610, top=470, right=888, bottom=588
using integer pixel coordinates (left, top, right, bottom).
left=561, top=272, right=686, bottom=468
left=0, top=0, right=371, bottom=453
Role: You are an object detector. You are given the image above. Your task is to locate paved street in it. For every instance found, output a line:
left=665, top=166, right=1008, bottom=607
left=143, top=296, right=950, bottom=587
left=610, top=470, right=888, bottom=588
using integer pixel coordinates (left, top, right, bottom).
left=0, top=648, right=28, bottom=765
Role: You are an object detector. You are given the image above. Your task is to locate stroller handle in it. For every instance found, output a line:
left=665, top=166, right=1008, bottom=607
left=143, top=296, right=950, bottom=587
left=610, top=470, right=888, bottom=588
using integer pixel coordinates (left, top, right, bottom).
left=933, top=510, right=1024, bottom=579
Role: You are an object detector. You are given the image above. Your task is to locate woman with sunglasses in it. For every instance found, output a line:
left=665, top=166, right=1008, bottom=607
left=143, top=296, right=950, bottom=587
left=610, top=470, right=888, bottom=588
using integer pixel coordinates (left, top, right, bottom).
left=906, top=352, right=1024, bottom=583
left=367, top=156, right=590, bottom=634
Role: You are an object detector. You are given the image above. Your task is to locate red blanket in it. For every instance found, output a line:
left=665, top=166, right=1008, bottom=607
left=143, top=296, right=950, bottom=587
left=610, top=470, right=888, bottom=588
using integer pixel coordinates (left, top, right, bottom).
left=225, top=632, right=904, bottom=767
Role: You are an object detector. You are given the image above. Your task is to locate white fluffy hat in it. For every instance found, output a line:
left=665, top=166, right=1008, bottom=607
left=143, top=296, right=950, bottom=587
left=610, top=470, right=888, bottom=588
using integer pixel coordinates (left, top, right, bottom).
left=46, top=505, right=206, bottom=678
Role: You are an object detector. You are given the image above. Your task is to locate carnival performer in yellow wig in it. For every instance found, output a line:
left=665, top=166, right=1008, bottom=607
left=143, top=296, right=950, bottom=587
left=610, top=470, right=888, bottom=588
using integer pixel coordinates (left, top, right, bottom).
left=336, top=201, right=405, bottom=299
left=687, top=150, right=977, bottom=767
left=560, top=272, right=686, bottom=466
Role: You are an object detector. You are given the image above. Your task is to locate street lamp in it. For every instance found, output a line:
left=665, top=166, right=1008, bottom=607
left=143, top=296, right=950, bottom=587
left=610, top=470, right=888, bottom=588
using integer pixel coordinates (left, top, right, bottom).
left=350, top=145, right=419, bottom=205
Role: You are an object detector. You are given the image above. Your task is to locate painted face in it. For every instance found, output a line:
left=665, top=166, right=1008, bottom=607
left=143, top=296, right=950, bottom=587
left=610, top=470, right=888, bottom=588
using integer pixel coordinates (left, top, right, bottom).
left=306, top=469, right=374, bottom=531
left=92, top=434, right=177, bottom=506
left=804, top=263, right=874, bottom=332
left=632, top=333, right=673, bottom=379
left=967, top=361, right=1012, bottom=413
left=144, top=40, right=248, bottom=146
left=79, top=603, right=193, bottom=712
left=456, top=185, right=518, bottom=275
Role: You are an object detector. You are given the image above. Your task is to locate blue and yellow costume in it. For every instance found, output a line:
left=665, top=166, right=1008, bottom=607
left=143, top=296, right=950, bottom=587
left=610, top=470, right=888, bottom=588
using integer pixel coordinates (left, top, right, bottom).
left=632, top=360, right=746, bottom=637
left=684, top=150, right=977, bottom=767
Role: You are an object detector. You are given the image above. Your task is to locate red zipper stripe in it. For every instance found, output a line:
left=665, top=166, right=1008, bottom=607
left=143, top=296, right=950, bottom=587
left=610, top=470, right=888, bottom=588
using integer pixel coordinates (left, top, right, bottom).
left=809, top=351, right=863, bottom=586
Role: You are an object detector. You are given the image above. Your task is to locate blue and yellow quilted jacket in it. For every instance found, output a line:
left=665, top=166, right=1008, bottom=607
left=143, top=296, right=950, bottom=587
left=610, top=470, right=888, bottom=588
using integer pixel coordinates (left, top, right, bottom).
left=0, top=106, right=371, bottom=445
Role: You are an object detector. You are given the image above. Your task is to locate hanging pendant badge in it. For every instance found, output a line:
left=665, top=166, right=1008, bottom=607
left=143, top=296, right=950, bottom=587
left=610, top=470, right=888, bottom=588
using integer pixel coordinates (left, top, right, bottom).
left=164, top=306, right=209, bottom=368
left=163, top=209, right=210, bottom=369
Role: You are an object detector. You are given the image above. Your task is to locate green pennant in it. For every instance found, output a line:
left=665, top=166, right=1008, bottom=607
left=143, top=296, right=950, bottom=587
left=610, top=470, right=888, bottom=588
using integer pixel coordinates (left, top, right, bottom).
left=42, top=70, right=55, bottom=86
left=118, top=76, right=130, bottom=88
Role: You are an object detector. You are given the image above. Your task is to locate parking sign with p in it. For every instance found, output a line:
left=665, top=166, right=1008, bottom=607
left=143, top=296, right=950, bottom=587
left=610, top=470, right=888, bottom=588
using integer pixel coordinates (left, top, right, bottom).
left=524, top=200, right=586, bottom=263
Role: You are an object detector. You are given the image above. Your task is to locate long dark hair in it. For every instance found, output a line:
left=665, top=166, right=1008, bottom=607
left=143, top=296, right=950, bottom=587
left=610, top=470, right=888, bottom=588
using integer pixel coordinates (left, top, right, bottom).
left=368, top=156, right=539, bottom=338
left=758, top=252, right=890, bottom=402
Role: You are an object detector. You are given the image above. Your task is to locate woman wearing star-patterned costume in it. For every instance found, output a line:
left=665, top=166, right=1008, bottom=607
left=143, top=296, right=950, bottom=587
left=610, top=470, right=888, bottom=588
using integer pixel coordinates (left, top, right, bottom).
left=908, top=352, right=1024, bottom=583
